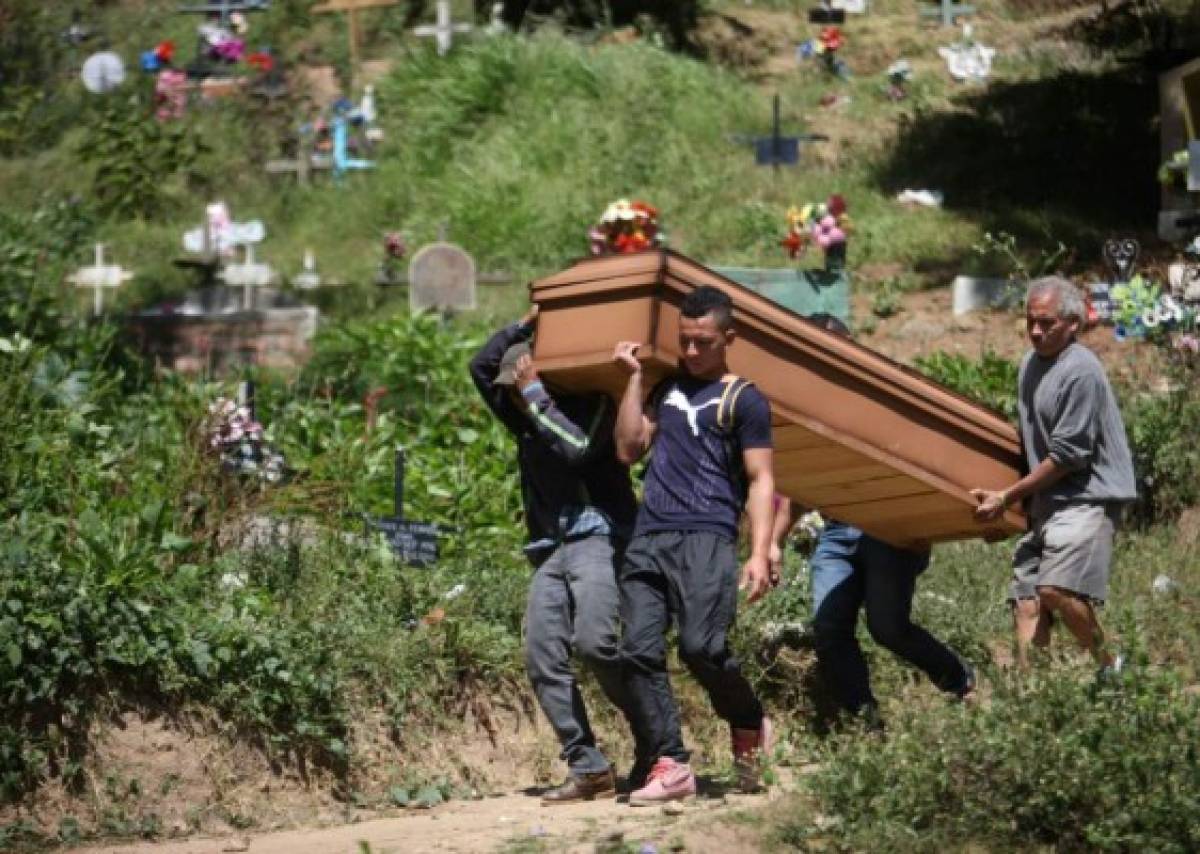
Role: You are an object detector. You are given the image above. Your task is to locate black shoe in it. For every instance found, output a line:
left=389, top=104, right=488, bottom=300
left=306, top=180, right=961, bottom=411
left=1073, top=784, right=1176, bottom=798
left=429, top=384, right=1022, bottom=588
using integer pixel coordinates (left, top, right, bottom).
left=541, top=769, right=616, bottom=805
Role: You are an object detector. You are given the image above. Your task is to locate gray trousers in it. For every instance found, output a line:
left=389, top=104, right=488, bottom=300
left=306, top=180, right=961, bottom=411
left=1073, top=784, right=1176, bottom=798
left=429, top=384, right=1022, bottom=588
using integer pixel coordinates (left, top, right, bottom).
left=525, top=535, right=637, bottom=774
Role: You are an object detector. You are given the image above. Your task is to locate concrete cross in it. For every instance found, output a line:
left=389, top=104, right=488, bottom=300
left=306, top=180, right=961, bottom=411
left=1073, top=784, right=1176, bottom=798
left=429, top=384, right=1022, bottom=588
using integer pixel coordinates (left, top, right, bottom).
left=312, top=0, right=403, bottom=76
left=413, top=0, right=473, bottom=56
left=219, top=244, right=276, bottom=309
left=69, top=244, right=134, bottom=316
left=177, top=0, right=269, bottom=28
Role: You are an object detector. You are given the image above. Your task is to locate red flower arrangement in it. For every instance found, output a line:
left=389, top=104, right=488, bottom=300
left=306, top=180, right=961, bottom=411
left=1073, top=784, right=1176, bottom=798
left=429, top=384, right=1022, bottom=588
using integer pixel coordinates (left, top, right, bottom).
left=246, top=52, right=275, bottom=73
left=588, top=199, right=665, bottom=255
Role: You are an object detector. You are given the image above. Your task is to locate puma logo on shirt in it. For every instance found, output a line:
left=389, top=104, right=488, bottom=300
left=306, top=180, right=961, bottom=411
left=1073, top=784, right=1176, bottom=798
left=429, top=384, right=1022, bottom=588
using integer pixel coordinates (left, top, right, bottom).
left=662, top=388, right=721, bottom=437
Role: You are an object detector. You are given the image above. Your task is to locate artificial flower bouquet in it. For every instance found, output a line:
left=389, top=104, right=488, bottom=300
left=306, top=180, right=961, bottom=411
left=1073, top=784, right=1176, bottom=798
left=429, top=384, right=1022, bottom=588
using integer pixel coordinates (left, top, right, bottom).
left=782, top=194, right=852, bottom=267
left=204, top=397, right=288, bottom=484
left=588, top=199, right=665, bottom=255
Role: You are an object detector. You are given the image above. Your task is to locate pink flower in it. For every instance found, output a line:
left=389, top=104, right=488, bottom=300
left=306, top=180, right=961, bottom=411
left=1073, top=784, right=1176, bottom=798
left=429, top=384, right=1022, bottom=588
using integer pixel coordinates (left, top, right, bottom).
left=812, top=215, right=846, bottom=249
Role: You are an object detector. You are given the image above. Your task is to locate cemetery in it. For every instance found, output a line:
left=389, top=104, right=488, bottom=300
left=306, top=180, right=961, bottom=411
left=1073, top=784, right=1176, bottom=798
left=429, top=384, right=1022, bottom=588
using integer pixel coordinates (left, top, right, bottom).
left=2, top=0, right=1200, bottom=850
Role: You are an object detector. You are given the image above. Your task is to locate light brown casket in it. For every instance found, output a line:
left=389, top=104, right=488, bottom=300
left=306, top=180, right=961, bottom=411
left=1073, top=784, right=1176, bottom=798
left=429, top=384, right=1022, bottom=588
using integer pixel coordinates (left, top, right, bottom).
left=529, top=249, right=1026, bottom=549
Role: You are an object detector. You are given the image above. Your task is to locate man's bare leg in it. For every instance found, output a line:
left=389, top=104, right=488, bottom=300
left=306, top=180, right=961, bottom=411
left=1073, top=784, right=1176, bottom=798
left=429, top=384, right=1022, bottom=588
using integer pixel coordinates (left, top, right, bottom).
left=1012, top=597, right=1053, bottom=669
left=1036, top=586, right=1113, bottom=667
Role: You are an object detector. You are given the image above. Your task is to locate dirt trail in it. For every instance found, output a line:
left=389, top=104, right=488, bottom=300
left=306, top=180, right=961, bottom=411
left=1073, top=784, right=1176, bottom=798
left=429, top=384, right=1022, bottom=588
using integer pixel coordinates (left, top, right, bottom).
left=70, top=782, right=782, bottom=854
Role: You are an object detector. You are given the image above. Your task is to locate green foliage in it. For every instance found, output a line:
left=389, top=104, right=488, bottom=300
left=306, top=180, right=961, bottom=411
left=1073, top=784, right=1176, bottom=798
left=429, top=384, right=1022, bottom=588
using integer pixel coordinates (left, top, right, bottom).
left=1120, top=378, right=1200, bottom=526
left=869, top=276, right=904, bottom=318
left=913, top=350, right=1020, bottom=419
left=788, top=657, right=1200, bottom=851
left=78, top=96, right=210, bottom=221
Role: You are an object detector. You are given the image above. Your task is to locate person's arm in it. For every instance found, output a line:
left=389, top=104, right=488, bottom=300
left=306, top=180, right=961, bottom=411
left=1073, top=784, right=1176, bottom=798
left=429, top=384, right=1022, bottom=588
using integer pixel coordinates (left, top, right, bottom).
left=510, top=352, right=612, bottom=466
left=740, top=447, right=776, bottom=604
left=971, top=372, right=1100, bottom=522
left=612, top=341, right=656, bottom=465
left=768, top=495, right=800, bottom=587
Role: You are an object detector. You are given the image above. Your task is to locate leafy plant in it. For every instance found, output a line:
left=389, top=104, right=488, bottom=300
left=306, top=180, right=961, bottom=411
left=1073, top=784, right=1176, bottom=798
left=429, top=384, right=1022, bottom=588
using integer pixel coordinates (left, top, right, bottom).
left=914, top=350, right=1020, bottom=419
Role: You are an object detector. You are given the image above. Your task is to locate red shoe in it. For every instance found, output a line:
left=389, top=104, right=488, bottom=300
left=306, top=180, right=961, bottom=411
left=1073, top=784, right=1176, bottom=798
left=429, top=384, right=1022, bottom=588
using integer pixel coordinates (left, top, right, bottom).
left=731, top=715, right=774, bottom=792
left=628, top=757, right=696, bottom=806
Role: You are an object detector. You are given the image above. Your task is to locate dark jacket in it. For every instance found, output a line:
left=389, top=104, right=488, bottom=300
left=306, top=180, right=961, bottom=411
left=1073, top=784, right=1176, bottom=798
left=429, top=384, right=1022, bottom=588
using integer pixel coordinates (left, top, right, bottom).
left=469, top=322, right=637, bottom=552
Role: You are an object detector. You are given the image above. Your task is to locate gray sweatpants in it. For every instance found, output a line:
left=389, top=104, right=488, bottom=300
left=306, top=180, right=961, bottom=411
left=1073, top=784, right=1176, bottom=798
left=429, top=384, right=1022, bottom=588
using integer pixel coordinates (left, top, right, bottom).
left=525, top=535, right=636, bottom=774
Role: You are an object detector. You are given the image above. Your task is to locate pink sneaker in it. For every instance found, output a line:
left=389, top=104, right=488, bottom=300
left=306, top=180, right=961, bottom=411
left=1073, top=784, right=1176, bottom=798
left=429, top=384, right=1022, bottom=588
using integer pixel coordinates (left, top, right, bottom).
left=628, top=757, right=696, bottom=806
left=731, top=715, right=775, bottom=792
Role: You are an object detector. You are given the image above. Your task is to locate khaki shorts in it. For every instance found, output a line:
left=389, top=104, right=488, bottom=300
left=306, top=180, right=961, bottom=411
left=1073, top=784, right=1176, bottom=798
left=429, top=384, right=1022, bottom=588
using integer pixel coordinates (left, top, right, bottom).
left=1009, top=502, right=1122, bottom=604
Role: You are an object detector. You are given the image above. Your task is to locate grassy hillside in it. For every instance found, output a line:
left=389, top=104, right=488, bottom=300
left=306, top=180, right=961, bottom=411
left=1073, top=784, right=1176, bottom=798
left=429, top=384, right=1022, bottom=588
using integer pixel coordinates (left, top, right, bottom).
left=3, top=0, right=1200, bottom=849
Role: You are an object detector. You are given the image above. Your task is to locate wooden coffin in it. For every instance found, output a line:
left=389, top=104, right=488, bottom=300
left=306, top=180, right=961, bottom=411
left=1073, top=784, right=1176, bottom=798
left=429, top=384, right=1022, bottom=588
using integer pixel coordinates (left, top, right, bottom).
left=529, top=249, right=1025, bottom=549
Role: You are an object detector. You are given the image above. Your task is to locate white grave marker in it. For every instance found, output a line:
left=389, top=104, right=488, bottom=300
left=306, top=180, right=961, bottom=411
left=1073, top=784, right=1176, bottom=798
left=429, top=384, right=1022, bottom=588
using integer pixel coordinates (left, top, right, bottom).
left=951, top=275, right=1015, bottom=315
left=292, top=249, right=322, bottom=290
left=219, top=244, right=277, bottom=309
left=408, top=242, right=476, bottom=311
left=413, top=0, right=473, bottom=56
left=70, top=244, right=134, bottom=316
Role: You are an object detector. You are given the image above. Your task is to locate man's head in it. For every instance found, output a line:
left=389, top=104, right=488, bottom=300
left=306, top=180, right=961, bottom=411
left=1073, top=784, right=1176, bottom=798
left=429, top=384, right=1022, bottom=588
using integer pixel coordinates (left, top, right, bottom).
left=1025, top=276, right=1083, bottom=358
left=678, top=286, right=735, bottom=378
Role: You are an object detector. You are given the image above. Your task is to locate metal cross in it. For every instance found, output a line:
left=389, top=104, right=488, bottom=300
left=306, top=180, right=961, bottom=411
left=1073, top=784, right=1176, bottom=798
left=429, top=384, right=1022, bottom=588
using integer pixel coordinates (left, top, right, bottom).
left=69, top=244, right=134, bottom=316
left=920, top=0, right=975, bottom=27
left=413, top=0, right=473, bottom=56
left=177, top=0, right=270, bottom=27
left=733, top=94, right=829, bottom=172
left=365, top=448, right=441, bottom=567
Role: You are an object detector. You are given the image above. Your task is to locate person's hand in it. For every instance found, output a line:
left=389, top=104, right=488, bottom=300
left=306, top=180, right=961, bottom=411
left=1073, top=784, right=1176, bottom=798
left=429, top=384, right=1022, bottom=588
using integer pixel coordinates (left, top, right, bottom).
left=970, top=488, right=1008, bottom=522
left=519, top=304, right=539, bottom=329
left=513, top=353, right=539, bottom=391
left=768, top=541, right=784, bottom=588
left=740, top=554, right=771, bottom=604
left=613, top=341, right=643, bottom=376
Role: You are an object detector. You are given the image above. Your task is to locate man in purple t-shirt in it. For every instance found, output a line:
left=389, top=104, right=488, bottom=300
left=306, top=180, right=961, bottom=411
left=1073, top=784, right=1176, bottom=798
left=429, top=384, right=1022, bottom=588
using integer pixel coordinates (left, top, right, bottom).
left=612, top=286, right=776, bottom=805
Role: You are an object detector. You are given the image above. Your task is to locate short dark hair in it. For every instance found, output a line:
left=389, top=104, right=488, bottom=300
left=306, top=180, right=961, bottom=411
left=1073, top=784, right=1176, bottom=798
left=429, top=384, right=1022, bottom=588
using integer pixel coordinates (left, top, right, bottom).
left=680, top=286, right=733, bottom=330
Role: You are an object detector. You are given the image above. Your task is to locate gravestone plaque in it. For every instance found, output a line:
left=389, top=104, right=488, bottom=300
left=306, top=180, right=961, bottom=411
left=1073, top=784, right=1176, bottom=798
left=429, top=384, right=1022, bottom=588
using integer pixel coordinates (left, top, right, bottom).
left=365, top=449, right=441, bottom=566
left=951, top=275, right=1014, bottom=315
left=408, top=242, right=477, bottom=311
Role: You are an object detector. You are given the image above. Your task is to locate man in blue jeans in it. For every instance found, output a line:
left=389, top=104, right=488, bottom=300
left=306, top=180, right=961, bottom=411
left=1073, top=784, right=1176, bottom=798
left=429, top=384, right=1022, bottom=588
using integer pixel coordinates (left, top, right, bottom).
left=470, top=306, right=643, bottom=804
left=771, top=314, right=974, bottom=724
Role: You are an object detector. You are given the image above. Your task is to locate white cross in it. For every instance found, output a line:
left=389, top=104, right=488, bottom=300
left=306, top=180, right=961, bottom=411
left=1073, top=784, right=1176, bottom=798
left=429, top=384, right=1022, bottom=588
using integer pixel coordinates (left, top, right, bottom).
left=219, top=244, right=276, bottom=309
left=69, top=244, right=133, bottom=316
left=413, top=0, right=472, bottom=56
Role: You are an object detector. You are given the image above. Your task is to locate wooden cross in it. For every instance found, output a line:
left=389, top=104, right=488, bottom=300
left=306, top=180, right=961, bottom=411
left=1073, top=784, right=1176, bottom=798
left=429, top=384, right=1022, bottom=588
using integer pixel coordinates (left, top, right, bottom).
left=312, top=0, right=403, bottom=76
left=413, top=0, right=473, bottom=56
left=177, top=0, right=270, bottom=27
left=264, top=130, right=327, bottom=185
left=920, top=0, right=974, bottom=27
left=69, top=244, right=133, bottom=316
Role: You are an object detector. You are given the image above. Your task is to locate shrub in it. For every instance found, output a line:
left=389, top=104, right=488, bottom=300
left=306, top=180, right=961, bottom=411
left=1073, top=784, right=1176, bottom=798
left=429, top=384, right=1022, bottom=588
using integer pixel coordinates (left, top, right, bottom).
left=913, top=350, right=1020, bottom=420
left=787, top=656, right=1200, bottom=851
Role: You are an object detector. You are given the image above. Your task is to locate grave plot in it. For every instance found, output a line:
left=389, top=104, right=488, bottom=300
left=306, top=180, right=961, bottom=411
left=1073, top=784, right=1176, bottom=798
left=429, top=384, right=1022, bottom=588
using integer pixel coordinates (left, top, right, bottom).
left=529, top=249, right=1025, bottom=550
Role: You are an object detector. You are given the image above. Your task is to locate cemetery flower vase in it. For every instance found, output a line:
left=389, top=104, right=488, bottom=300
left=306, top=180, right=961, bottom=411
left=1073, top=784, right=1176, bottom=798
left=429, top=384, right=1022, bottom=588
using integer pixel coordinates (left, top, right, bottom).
left=529, top=249, right=1025, bottom=549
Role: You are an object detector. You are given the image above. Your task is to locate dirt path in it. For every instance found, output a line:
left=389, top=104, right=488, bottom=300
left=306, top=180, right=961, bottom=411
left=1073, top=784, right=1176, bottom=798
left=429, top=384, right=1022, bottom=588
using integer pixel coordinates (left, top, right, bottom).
left=71, top=781, right=783, bottom=854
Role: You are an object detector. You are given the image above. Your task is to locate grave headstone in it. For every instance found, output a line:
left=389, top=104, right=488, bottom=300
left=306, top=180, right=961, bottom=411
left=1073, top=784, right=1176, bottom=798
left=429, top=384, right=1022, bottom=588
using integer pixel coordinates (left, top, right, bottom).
left=69, top=244, right=134, bottom=316
left=365, top=449, right=441, bottom=567
left=710, top=266, right=850, bottom=324
left=292, top=249, right=322, bottom=290
left=832, top=0, right=868, bottom=12
left=409, top=242, right=477, bottom=311
left=413, top=0, right=473, bottom=56
left=951, top=276, right=1015, bottom=315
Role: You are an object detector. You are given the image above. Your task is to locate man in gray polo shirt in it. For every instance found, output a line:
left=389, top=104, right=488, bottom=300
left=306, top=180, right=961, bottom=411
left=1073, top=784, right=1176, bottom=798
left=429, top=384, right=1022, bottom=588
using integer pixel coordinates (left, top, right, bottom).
left=971, top=276, right=1136, bottom=671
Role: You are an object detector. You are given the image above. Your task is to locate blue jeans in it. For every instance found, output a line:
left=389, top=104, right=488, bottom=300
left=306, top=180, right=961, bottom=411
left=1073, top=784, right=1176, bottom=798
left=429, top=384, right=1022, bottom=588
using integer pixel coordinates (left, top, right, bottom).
left=810, top=523, right=969, bottom=713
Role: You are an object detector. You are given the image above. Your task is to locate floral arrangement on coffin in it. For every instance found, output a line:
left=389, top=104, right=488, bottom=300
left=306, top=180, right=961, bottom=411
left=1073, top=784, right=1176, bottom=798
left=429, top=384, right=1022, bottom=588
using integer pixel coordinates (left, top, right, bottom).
left=204, top=397, right=288, bottom=483
left=1158, top=148, right=1191, bottom=192
left=588, top=199, right=665, bottom=255
left=781, top=194, right=851, bottom=266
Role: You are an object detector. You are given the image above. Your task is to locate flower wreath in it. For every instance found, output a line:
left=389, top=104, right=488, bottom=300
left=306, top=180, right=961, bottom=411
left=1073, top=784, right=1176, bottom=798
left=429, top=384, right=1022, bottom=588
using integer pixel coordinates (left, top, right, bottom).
left=589, top=199, right=665, bottom=255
